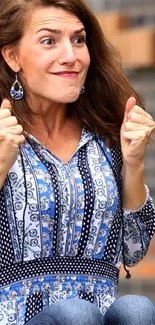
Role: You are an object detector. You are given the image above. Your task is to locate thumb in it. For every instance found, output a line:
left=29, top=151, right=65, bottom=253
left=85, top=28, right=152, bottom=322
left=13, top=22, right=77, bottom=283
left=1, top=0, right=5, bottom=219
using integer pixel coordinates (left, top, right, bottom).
left=123, top=96, right=136, bottom=122
left=1, top=98, right=12, bottom=112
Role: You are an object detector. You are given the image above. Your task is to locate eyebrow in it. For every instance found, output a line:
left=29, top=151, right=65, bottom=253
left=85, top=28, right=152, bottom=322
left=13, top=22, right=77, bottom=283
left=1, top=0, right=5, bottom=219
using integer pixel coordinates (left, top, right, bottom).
left=36, top=27, right=86, bottom=34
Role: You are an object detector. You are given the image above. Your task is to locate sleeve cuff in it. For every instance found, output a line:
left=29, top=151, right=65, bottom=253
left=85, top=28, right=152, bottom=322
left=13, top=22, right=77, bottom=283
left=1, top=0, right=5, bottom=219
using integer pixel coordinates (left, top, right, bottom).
left=123, top=184, right=149, bottom=214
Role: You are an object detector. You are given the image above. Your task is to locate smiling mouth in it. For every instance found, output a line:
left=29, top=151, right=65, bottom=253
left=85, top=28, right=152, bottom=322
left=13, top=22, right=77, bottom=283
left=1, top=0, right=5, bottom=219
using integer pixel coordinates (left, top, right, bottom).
left=52, top=71, right=79, bottom=78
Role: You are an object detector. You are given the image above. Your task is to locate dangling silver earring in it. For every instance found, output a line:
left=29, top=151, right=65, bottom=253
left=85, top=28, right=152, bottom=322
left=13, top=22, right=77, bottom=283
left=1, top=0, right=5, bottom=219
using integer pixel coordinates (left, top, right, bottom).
left=80, top=86, right=85, bottom=95
left=10, top=73, right=24, bottom=100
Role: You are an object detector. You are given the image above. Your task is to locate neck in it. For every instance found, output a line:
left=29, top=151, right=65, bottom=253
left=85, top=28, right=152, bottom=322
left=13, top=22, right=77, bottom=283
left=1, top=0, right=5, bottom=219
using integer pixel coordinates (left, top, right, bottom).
left=29, top=98, right=68, bottom=135
left=28, top=99, right=82, bottom=145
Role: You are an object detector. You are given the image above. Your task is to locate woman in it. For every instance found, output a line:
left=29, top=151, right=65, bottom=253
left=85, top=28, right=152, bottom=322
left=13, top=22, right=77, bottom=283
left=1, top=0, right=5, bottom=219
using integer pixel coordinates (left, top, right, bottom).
left=0, top=0, right=155, bottom=324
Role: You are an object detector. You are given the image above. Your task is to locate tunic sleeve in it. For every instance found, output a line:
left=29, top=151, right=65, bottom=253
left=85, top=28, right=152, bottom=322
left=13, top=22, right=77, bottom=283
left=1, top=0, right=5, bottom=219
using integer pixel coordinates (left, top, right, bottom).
left=122, top=196, right=155, bottom=267
left=111, top=144, right=155, bottom=267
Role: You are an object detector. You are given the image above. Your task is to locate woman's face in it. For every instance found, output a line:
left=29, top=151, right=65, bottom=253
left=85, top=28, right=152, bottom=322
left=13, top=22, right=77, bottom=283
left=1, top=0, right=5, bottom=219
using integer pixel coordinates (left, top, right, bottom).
left=15, top=6, right=90, bottom=105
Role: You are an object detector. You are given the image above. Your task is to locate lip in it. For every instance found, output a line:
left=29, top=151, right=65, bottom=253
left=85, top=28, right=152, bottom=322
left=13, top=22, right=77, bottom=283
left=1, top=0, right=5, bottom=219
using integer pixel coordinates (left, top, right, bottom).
left=51, top=71, right=79, bottom=78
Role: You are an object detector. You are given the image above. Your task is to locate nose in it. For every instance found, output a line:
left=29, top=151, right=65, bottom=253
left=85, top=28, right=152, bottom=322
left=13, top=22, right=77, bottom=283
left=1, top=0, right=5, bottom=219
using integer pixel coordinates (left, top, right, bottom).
left=58, top=41, right=77, bottom=66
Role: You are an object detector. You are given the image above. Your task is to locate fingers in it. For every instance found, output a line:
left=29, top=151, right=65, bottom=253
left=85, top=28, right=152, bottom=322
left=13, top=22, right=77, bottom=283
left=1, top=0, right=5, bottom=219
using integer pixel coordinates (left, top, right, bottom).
left=124, top=96, right=153, bottom=121
left=0, top=116, right=19, bottom=127
left=126, top=96, right=136, bottom=112
left=123, top=120, right=154, bottom=141
left=124, top=96, right=136, bottom=121
left=0, top=130, right=25, bottom=145
left=10, top=133, right=25, bottom=145
left=0, top=99, right=12, bottom=111
left=128, top=109, right=154, bottom=125
left=128, top=105, right=153, bottom=119
left=0, top=109, right=12, bottom=119
left=123, top=97, right=155, bottom=139
left=0, top=99, right=24, bottom=136
left=123, top=130, right=152, bottom=141
left=14, top=134, right=25, bottom=145
left=8, top=125, right=24, bottom=135
left=122, top=97, right=155, bottom=148
left=123, top=118, right=155, bottom=142
left=124, top=121, right=155, bottom=132
left=0, top=99, right=12, bottom=121
left=128, top=113, right=154, bottom=126
left=126, top=108, right=155, bottom=139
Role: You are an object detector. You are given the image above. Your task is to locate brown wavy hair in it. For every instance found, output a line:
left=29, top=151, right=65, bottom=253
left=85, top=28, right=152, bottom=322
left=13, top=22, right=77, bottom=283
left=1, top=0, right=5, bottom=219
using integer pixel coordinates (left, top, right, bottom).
left=0, top=0, right=144, bottom=145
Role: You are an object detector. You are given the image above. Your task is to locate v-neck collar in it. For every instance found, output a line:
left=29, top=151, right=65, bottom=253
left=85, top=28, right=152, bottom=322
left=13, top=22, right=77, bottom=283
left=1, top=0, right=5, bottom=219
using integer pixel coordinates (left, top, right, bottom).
left=24, top=128, right=95, bottom=164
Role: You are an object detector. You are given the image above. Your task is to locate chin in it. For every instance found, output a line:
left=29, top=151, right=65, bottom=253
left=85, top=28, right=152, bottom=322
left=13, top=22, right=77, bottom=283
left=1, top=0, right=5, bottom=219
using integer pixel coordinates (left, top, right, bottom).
left=61, top=90, right=81, bottom=103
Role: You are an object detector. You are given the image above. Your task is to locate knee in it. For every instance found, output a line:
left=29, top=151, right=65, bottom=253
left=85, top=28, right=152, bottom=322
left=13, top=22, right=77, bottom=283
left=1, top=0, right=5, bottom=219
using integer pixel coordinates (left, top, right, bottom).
left=105, top=295, right=155, bottom=325
left=115, top=295, right=154, bottom=314
left=26, top=299, right=102, bottom=325
left=51, top=299, right=102, bottom=325
left=114, top=294, right=154, bottom=310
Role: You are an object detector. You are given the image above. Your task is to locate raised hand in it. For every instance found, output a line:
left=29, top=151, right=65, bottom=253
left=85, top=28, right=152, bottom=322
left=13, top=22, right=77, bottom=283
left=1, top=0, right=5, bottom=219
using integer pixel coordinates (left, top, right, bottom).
left=0, top=99, right=25, bottom=188
left=120, top=96, right=155, bottom=166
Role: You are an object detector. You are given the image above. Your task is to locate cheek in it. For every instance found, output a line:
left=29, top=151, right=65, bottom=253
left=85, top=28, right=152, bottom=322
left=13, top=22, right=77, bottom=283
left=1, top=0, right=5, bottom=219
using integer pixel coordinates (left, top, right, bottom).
left=19, top=53, right=37, bottom=76
left=20, top=57, right=46, bottom=83
left=77, top=46, right=90, bottom=70
left=83, top=50, right=91, bottom=70
left=18, top=46, right=45, bottom=74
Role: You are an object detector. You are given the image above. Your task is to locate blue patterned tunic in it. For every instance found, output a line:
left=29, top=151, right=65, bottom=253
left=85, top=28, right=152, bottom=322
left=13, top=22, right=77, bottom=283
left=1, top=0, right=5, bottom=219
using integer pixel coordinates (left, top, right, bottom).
left=0, top=129, right=155, bottom=325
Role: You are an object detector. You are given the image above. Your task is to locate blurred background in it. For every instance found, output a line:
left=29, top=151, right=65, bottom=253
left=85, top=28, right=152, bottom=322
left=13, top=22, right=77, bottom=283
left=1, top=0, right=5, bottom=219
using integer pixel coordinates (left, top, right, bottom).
left=86, top=0, right=155, bottom=301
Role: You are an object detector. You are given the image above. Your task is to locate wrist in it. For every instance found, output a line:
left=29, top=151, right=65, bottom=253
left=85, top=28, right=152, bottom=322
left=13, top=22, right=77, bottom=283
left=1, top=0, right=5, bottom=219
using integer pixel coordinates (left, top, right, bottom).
left=123, top=160, right=144, bottom=174
left=0, top=164, right=8, bottom=189
left=122, top=161, right=146, bottom=209
left=123, top=184, right=149, bottom=213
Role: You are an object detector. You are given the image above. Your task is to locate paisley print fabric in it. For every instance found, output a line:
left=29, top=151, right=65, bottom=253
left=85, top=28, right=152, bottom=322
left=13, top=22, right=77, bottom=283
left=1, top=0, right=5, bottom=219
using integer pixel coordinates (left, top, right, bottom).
left=0, top=129, right=155, bottom=325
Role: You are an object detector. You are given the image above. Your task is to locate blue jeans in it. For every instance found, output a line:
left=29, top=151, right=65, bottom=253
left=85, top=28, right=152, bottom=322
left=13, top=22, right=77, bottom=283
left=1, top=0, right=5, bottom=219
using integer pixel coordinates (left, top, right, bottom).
left=26, top=295, right=155, bottom=325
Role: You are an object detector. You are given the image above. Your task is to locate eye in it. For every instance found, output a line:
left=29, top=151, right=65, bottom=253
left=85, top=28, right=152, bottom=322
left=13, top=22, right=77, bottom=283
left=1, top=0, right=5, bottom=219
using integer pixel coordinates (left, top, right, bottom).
left=72, top=36, right=86, bottom=45
left=41, top=38, right=55, bottom=45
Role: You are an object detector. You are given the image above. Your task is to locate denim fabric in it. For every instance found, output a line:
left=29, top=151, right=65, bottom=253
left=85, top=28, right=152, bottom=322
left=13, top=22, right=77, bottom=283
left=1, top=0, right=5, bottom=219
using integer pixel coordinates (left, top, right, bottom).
left=104, top=295, right=155, bottom=325
left=26, top=298, right=103, bottom=325
left=26, top=295, right=155, bottom=325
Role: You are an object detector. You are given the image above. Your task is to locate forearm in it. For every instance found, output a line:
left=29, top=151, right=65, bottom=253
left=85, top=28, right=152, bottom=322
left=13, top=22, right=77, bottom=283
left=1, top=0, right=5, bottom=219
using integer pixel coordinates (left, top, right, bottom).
left=0, top=166, right=7, bottom=190
left=122, top=161, right=147, bottom=210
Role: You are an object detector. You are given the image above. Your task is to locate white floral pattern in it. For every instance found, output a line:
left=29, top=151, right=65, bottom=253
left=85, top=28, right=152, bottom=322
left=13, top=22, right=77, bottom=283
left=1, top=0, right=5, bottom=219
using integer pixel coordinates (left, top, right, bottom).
left=0, top=129, right=155, bottom=325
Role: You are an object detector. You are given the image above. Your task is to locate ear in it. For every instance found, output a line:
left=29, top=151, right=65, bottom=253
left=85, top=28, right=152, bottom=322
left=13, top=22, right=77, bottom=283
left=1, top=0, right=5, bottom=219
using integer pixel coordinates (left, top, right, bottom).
left=1, top=45, right=21, bottom=72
